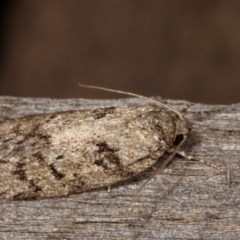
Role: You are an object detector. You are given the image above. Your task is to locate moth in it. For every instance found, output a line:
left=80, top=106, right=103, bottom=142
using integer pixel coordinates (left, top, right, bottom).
left=0, top=85, right=191, bottom=200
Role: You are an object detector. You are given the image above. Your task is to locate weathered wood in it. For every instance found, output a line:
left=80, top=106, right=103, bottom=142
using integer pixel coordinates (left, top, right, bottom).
left=0, top=96, right=239, bottom=240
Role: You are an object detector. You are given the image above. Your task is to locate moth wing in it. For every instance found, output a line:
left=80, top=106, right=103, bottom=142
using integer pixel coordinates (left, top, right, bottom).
left=0, top=105, right=176, bottom=199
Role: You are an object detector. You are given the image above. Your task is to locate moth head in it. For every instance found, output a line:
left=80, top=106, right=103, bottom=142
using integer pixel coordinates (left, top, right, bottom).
left=173, top=118, right=192, bottom=146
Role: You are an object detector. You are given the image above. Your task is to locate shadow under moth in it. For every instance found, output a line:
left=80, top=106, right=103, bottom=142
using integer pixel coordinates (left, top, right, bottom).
left=0, top=86, right=192, bottom=200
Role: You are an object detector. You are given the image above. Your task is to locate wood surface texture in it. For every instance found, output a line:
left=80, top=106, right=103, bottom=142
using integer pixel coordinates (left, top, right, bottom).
left=0, top=96, right=239, bottom=240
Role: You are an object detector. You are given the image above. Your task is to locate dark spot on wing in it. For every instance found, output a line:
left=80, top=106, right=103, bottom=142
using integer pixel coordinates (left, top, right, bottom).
left=56, top=154, right=64, bottom=160
left=93, top=107, right=116, bottom=119
left=12, top=162, right=26, bottom=180
left=33, top=152, right=45, bottom=162
left=28, top=180, right=42, bottom=192
left=49, top=163, right=65, bottom=179
left=37, top=134, right=51, bottom=142
left=94, top=158, right=104, bottom=166
left=94, top=141, right=121, bottom=170
left=96, top=142, right=117, bottom=153
left=107, top=154, right=121, bottom=166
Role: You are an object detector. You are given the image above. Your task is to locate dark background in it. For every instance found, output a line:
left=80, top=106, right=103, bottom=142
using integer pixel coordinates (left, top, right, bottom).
left=0, top=0, right=240, bottom=104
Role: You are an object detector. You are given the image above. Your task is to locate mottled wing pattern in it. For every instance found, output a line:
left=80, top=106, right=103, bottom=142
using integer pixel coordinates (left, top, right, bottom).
left=0, top=105, right=190, bottom=199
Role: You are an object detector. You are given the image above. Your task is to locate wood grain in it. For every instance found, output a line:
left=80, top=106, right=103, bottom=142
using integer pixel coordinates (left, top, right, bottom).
left=0, top=96, right=239, bottom=240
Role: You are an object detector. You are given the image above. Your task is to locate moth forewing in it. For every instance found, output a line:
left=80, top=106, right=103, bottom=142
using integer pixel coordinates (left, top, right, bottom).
left=0, top=104, right=191, bottom=200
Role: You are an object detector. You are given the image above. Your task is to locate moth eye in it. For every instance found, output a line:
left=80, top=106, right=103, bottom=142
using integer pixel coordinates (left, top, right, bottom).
left=173, top=134, right=184, bottom=145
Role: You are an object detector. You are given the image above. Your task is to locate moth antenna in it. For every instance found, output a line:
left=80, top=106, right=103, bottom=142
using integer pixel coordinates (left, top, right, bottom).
left=78, top=83, right=183, bottom=119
